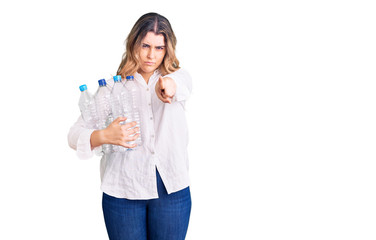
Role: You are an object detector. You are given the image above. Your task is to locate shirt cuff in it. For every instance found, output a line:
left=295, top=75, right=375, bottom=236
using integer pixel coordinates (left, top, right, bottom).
left=76, top=128, right=97, bottom=159
left=173, top=77, right=191, bottom=102
left=164, top=69, right=192, bottom=102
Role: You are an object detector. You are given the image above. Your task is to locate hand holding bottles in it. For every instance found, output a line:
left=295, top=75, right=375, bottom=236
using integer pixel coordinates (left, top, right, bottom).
left=103, top=117, right=140, bottom=149
left=155, top=76, right=176, bottom=103
left=79, top=75, right=143, bottom=153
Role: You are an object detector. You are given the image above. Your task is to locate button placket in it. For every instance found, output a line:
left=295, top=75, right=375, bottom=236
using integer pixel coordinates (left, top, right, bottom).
left=145, top=82, right=156, bottom=157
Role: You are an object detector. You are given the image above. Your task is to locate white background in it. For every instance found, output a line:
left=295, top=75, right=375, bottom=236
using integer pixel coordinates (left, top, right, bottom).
left=0, top=0, right=375, bottom=239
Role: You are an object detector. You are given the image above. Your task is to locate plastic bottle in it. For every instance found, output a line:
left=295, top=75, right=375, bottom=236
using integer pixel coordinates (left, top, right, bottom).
left=111, top=75, right=127, bottom=121
left=78, top=84, right=98, bottom=129
left=94, top=79, right=112, bottom=154
left=110, top=75, right=128, bottom=152
left=125, top=75, right=142, bottom=147
left=95, top=79, right=112, bottom=128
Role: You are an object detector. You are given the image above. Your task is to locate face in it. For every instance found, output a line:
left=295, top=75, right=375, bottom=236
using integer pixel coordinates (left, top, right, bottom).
left=138, top=32, right=166, bottom=81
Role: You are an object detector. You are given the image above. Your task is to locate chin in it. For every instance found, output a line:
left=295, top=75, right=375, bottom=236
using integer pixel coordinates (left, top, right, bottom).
left=142, top=66, right=157, bottom=73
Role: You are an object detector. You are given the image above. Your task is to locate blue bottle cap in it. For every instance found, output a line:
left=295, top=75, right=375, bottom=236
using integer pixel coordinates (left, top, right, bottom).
left=98, top=79, right=106, bottom=86
left=113, top=75, right=122, bottom=82
left=126, top=75, right=134, bottom=80
left=79, top=84, right=87, bottom=92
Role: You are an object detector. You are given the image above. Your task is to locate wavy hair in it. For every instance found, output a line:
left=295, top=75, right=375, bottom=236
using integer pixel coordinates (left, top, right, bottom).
left=117, top=12, right=180, bottom=78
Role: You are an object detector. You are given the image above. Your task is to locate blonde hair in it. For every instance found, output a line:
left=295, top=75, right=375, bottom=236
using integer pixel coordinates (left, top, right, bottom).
left=117, top=13, right=180, bottom=78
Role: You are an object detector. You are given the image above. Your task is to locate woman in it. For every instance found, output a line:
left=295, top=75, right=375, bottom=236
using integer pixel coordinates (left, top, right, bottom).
left=68, top=12, right=192, bottom=240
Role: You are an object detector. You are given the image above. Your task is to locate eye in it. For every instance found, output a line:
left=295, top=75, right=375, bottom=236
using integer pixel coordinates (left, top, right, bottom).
left=156, top=46, right=165, bottom=50
left=142, top=44, right=150, bottom=48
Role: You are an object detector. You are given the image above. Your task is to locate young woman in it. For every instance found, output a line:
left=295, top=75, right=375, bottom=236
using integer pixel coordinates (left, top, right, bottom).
left=68, top=12, right=192, bottom=240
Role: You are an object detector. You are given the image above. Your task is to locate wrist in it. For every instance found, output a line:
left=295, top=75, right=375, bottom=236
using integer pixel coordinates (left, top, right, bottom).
left=90, top=129, right=107, bottom=149
left=98, top=128, right=109, bottom=145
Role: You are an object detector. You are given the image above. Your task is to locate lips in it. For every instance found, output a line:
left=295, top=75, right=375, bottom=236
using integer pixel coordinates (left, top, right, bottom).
left=145, top=62, right=155, bottom=65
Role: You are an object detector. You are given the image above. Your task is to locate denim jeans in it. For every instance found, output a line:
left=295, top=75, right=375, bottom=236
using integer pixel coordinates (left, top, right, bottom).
left=102, top=170, right=192, bottom=240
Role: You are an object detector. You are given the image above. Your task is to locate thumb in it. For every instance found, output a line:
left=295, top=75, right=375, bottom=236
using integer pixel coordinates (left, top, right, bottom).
left=159, top=76, right=165, bottom=89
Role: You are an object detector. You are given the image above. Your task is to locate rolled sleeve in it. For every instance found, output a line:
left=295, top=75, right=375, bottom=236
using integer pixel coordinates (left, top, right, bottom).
left=76, top=128, right=97, bottom=159
left=67, top=116, right=98, bottom=159
left=164, top=68, right=192, bottom=102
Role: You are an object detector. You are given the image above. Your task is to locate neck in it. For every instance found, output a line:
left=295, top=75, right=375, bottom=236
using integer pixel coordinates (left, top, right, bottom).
left=142, top=73, right=152, bottom=84
left=139, top=71, right=154, bottom=84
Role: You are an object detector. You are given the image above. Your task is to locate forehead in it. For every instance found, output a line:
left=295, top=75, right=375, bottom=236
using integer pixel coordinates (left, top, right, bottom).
left=142, top=32, right=165, bottom=46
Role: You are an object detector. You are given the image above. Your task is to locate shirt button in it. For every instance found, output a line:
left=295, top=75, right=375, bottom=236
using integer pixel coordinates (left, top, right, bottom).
left=148, top=103, right=151, bottom=106
left=147, top=88, right=149, bottom=91
left=151, top=151, right=155, bottom=155
left=150, top=117, right=153, bottom=120
left=151, top=135, right=155, bottom=138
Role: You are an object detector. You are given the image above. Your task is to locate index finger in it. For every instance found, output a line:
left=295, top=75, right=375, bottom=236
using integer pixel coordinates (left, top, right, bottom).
left=114, top=116, right=127, bottom=124
left=121, top=121, right=137, bottom=130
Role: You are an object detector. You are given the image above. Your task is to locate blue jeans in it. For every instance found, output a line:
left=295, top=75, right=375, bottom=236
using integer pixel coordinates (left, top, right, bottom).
left=102, top=170, right=192, bottom=240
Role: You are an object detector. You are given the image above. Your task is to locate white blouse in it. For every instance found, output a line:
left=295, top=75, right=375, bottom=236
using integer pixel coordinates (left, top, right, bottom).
left=68, top=69, right=192, bottom=199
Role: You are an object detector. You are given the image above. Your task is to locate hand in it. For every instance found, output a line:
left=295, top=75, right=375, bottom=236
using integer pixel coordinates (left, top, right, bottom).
left=155, top=76, right=176, bottom=103
left=103, top=117, right=139, bottom=148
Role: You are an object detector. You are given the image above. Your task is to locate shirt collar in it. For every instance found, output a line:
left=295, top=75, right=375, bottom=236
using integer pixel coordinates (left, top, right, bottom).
left=134, top=69, right=162, bottom=86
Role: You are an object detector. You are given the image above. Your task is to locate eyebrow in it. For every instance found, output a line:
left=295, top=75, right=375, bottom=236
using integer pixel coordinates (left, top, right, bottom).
left=142, top=43, right=165, bottom=48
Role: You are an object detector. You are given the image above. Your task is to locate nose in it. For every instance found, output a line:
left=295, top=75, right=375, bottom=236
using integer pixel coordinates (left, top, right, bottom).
left=147, top=48, right=155, bottom=59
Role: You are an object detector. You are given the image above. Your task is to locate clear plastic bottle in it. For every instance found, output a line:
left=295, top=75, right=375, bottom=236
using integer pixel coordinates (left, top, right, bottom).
left=110, top=75, right=128, bottom=152
left=78, top=84, right=98, bottom=129
left=125, top=75, right=142, bottom=147
left=111, top=75, right=127, bottom=121
left=94, top=79, right=112, bottom=154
